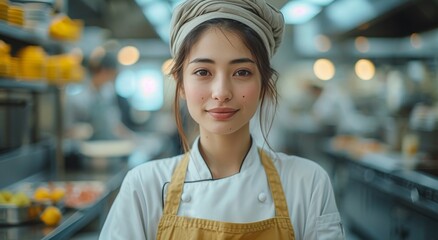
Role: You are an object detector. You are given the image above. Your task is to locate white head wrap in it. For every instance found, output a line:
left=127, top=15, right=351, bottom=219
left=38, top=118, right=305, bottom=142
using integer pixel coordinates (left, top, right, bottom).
left=170, top=0, right=284, bottom=59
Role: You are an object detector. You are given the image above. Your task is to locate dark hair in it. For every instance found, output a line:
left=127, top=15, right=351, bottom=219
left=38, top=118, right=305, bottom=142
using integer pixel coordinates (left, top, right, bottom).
left=170, top=18, right=279, bottom=152
left=88, top=51, right=118, bottom=74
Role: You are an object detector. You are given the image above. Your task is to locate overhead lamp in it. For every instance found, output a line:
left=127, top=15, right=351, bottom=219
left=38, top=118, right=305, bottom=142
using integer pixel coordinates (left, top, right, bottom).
left=118, top=46, right=140, bottom=66
left=313, top=58, right=335, bottom=80
left=143, top=2, right=171, bottom=26
left=131, top=69, right=164, bottom=111
left=305, top=0, right=334, bottom=6
left=281, top=1, right=322, bottom=24
left=355, top=59, right=375, bottom=81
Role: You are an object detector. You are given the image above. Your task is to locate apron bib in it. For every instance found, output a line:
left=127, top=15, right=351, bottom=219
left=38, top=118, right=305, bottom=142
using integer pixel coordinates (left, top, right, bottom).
left=156, top=149, right=295, bottom=239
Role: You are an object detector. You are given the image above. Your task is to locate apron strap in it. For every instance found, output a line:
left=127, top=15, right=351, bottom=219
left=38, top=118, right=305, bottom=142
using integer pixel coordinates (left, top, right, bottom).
left=259, top=149, right=291, bottom=218
left=163, top=153, right=190, bottom=215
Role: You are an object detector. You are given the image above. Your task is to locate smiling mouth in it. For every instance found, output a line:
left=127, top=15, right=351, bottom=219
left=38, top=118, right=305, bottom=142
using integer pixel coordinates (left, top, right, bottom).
left=206, top=108, right=239, bottom=120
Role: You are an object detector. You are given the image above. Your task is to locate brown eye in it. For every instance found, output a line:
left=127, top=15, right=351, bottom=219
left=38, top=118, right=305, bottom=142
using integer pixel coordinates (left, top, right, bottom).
left=235, top=70, right=251, bottom=77
left=195, top=70, right=210, bottom=76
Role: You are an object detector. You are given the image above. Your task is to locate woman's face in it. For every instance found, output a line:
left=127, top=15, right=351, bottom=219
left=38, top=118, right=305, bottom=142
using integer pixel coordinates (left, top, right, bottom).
left=182, top=27, right=262, bottom=136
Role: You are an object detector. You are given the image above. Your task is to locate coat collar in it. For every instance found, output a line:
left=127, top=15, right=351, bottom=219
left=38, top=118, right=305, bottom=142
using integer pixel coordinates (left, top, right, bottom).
left=187, top=136, right=261, bottom=180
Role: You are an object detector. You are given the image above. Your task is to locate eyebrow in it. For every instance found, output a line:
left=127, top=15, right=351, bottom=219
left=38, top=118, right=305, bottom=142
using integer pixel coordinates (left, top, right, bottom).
left=188, top=58, right=255, bottom=65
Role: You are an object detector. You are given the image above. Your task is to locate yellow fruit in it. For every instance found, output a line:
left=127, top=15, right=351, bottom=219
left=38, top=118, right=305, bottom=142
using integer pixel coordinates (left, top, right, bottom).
left=0, top=194, right=7, bottom=204
left=40, top=206, right=62, bottom=226
left=34, top=187, right=51, bottom=201
left=50, top=188, right=65, bottom=203
left=10, top=192, right=31, bottom=207
left=0, top=190, right=13, bottom=202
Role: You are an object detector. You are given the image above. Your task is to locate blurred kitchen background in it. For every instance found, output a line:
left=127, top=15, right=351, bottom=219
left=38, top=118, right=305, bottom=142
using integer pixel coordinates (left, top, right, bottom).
left=1, top=0, right=438, bottom=239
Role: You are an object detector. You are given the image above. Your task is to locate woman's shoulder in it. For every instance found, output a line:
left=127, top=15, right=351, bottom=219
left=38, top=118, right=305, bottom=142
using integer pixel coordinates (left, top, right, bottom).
left=125, top=154, right=184, bottom=185
left=265, top=149, right=330, bottom=180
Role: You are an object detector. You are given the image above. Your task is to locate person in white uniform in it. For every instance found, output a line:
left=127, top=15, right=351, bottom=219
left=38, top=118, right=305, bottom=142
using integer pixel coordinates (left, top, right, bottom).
left=65, top=51, right=124, bottom=140
left=99, top=0, right=344, bottom=239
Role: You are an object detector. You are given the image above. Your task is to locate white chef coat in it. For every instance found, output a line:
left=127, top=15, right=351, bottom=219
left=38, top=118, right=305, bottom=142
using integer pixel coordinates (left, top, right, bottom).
left=65, top=81, right=121, bottom=140
left=99, top=137, right=344, bottom=240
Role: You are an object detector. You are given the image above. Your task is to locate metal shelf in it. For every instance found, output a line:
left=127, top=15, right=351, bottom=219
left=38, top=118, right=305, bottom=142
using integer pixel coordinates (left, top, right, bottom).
left=0, top=22, right=61, bottom=49
left=0, top=22, right=65, bottom=55
left=0, top=78, right=49, bottom=92
left=0, top=138, right=55, bottom=189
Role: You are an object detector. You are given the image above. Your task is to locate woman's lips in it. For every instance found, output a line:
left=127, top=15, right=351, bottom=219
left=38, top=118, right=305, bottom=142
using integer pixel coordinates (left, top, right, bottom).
left=206, top=108, right=239, bottom=120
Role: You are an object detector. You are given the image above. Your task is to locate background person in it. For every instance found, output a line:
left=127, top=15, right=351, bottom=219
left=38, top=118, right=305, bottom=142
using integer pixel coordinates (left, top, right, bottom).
left=64, top=49, right=140, bottom=142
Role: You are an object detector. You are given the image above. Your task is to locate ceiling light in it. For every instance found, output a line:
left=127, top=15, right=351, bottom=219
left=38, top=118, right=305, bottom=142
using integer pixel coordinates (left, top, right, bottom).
left=118, top=46, right=140, bottom=66
left=131, top=69, right=164, bottom=111
left=143, top=2, right=171, bottom=26
left=281, top=1, right=321, bottom=24
left=355, top=59, right=375, bottom=81
left=305, top=0, right=334, bottom=6
left=313, top=58, right=335, bottom=80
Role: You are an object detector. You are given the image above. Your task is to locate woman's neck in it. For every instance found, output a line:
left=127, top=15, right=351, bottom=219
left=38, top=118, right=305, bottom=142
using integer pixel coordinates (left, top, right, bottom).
left=198, top=127, right=252, bottom=179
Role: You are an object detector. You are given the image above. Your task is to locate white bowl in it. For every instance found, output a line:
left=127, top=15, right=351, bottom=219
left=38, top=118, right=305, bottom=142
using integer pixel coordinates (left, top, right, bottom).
left=78, top=139, right=135, bottom=158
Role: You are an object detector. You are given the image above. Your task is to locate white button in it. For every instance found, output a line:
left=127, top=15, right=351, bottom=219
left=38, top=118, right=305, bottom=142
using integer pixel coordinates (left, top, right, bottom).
left=258, top=192, right=267, bottom=202
left=181, top=193, right=191, bottom=202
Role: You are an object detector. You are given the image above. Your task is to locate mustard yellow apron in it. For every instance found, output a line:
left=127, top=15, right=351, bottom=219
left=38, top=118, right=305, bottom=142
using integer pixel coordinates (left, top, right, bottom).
left=156, top=149, right=295, bottom=239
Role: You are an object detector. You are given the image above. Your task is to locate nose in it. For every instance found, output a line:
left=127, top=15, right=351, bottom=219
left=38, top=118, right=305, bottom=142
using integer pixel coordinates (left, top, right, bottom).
left=211, top=74, right=232, bottom=102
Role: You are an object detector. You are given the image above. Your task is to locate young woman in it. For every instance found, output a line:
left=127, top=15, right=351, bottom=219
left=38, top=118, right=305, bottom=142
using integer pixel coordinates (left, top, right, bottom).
left=99, top=0, right=344, bottom=239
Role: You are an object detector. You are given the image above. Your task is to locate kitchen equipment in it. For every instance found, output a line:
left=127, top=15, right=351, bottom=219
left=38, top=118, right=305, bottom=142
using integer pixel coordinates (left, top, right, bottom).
left=0, top=99, right=30, bottom=152
left=77, top=139, right=135, bottom=170
left=410, top=104, right=438, bottom=159
left=0, top=203, right=43, bottom=225
left=78, top=139, right=135, bottom=158
left=384, top=116, right=409, bottom=151
left=415, top=129, right=438, bottom=159
left=0, top=183, right=66, bottom=225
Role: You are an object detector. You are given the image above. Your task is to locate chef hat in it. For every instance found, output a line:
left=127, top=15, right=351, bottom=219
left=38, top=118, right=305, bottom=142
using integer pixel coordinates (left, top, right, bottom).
left=170, top=0, right=285, bottom=59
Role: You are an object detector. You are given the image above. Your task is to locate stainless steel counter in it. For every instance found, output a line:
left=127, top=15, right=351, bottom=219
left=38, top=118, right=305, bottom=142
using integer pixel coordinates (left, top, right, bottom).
left=324, top=140, right=438, bottom=239
left=0, top=160, right=129, bottom=240
left=325, top=144, right=438, bottom=216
